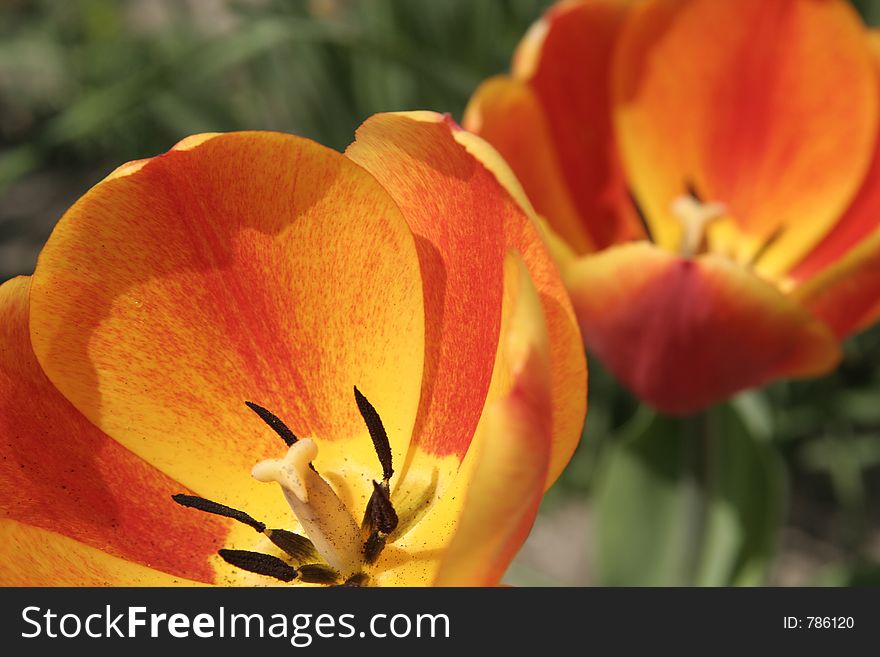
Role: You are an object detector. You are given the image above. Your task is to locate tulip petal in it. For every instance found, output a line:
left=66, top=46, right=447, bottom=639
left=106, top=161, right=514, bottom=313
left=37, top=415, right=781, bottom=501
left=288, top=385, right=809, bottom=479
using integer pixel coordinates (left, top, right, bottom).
left=506, top=0, right=643, bottom=250
left=347, top=114, right=504, bottom=463
left=0, top=277, right=225, bottom=584
left=450, top=126, right=587, bottom=488
left=566, top=243, right=840, bottom=414
left=434, top=255, right=552, bottom=586
left=770, top=36, right=880, bottom=340
left=789, top=33, right=880, bottom=284
left=788, top=151, right=880, bottom=286
left=464, top=76, right=597, bottom=254
left=346, top=112, right=586, bottom=486
left=614, top=0, right=877, bottom=268
left=0, top=520, right=205, bottom=586
left=29, top=132, right=425, bottom=521
left=371, top=254, right=552, bottom=586
left=792, top=230, right=880, bottom=340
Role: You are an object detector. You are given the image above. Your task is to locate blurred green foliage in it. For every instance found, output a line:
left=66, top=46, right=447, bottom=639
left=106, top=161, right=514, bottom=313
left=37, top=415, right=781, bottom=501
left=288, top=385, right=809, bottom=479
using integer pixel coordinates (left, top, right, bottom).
left=548, top=319, right=880, bottom=585
left=855, top=0, right=880, bottom=24
left=2, top=0, right=880, bottom=586
left=0, top=0, right=546, bottom=191
left=594, top=406, right=785, bottom=586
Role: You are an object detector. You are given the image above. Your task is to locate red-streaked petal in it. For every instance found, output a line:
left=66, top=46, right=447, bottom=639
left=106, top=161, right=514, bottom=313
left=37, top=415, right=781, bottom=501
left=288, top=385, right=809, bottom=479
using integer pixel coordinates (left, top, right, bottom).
left=513, top=0, right=643, bottom=250
left=347, top=113, right=503, bottom=462
left=464, top=75, right=597, bottom=254
left=374, top=254, right=553, bottom=586
left=614, top=0, right=877, bottom=267
left=346, top=112, right=586, bottom=486
left=450, top=126, right=587, bottom=487
left=434, top=256, right=552, bottom=586
left=0, top=277, right=225, bottom=584
left=565, top=243, right=840, bottom=414
left=789, top=33, right=880, bottom=283
left=792, top=231, right=880, bottom=340
left=28, top=132, right=425, bottom=521
left=0, top=520, right=206, bottom=586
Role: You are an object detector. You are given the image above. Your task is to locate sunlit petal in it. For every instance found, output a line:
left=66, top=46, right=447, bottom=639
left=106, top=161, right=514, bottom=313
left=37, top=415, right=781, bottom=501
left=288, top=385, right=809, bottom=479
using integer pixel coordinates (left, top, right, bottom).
left=29, top=132, right=426, bottom=524
left=614, top=0, right=877, bottom=268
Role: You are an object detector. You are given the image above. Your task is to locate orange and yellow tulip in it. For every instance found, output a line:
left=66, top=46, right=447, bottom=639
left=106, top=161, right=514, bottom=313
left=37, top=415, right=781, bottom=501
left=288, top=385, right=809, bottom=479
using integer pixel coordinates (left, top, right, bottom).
left=466, top=0, right=880, bottom=414
left=0, top=113, right=586, bottom=586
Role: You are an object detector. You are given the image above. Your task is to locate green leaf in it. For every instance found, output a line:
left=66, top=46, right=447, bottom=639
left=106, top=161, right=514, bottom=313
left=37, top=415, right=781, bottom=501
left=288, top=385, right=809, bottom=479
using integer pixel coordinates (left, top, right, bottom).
left=594, top=404, right=786, bottom=586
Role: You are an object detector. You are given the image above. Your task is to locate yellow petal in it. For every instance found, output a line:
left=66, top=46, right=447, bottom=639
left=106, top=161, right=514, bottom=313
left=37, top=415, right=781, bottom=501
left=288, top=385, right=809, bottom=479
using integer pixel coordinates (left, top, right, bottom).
left=29, top=131, right=425, bottom=526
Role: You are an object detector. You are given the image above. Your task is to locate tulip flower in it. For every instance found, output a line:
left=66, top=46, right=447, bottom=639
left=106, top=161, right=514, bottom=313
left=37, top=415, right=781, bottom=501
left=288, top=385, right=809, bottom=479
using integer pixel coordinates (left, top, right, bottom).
left=0, top=114, right=586, bottom=586
left=465, top=0, right=880, bottom=414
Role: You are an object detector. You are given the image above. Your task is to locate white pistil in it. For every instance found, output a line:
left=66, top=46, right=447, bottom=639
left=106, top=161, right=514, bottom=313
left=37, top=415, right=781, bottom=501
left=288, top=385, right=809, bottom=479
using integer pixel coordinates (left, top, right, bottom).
left=252, top=438, right=362, bottom=577
left=671, top=194, right=727, bottom=258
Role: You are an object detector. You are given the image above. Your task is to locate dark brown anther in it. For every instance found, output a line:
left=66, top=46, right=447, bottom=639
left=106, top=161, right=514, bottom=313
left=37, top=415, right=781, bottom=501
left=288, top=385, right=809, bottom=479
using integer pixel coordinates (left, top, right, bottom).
left=265, top=529, right=319, bottom=564
left=298, top=564, right=341, bottom=585
left=172, top=494, right=320, bottom=566
left=218, top=549, right=297, bottom=582
left=685, top=180, right=702, bottom=202
left=747, top=225, right=784, bottom=267
left=245, top=401, right=299, bottom=447
left=362, top=531, right=386, bottom=565
left=172, top=494, right=266, bottom=533
left=369, top=480, right=398, bottom=534
left=628, top=189, right=654, bottom=244
left=340, top=573, right=370, bottom=587
left=353, top=386, right=393, bottom=482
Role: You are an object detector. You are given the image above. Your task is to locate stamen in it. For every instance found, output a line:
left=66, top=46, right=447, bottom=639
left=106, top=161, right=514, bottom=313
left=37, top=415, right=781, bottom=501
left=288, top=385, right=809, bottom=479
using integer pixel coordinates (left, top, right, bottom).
left=172, top=493, right=319, bottom=563
left=746, top=225, right=784, bottom=268
left=218, top=549, right=297, bottom=582
left=360, top=480, right=398, bottom=564
left=368, top=480, right=398, bottom=534
left=353, top=386, right=393, bottom=482
left=252, top=438, right=363, bottom=576
left=298, top=564, right=341, bottom=585
left=362, top=531, right=385, bottom=565
left=628, top=189, right=655, bottom=244
left=245, top=401, right=299, bottom=447
left=671, top=191, right=727, bottom=258
left=339, top=572, right=369, bottom=587
left=265, top=529, right=319, bottom=564
left=171, top=494, right=265, bottom=532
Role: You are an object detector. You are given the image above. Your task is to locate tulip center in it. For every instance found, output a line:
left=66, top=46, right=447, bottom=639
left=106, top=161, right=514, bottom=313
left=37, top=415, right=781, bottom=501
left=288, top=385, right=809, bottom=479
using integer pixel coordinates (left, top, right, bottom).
left=252, top=438, right=362, bottom=576
left=671, top=191, right=726, bottom=258
left=172, top=387, right=399, bottom=586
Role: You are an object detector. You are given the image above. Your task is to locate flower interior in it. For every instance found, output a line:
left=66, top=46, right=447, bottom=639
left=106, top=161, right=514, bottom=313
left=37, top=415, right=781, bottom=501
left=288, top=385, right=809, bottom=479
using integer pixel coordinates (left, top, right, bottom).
left=173, top=386, right=403, bottom=587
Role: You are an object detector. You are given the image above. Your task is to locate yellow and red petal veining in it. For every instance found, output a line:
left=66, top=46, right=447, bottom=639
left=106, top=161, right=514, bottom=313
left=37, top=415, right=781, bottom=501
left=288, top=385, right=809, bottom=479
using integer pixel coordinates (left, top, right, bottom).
left=565, top=243, right=840, bottom=414
left=464, top=76, right=597, bottom=255
left=434, top=255, right=552, bottom=586
left=515, top=0, right=643, bottom=250
left=0, top=520, right=207, bottom=586
left=347, top=112, right=586, bottom=488
left=614, top=0, right=877, bottom=268
left=788, top=32, right=880, bottom=284
left=29, top=132, right=425, bottom=524
left=787, top=149, right=880, bottom=285
left=450, top=125, right=586, bottom=488
left=792, top=230, right=880, bottom=340
left=374, top=254, right=552, bottom=586
left=345, top=114, right=506, bottom=461
left=0, top=277, right=225, bottom=584
left=611, top=0, right=689, bottom=251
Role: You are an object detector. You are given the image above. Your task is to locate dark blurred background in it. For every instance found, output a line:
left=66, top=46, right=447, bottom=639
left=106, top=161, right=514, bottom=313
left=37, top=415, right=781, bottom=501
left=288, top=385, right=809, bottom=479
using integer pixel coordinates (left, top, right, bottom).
left=2, top=0, right=880, bottom=586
